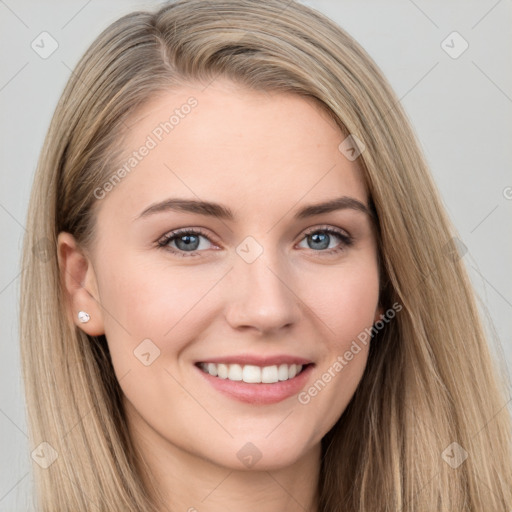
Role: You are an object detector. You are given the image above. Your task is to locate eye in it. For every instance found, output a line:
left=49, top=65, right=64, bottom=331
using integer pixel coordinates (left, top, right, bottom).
left=157, top=225, right=353, bottom=258
left=297, top=226, right=353, bottom=255
left=157, top=228, right=216, bottom=257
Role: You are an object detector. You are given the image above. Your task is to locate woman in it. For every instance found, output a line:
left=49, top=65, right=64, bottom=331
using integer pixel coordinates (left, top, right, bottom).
left=20, top=0, right=512, bottom=510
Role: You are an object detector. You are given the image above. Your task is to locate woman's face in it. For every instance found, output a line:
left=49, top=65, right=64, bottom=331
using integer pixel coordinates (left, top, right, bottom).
left=69, top=79, right=381, bottom=470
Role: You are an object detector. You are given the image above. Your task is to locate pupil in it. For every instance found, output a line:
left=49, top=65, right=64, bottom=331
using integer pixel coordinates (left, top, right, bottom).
left=309, top=232, right=329, bottom=250
left=177, top=234, right=199, bottom=251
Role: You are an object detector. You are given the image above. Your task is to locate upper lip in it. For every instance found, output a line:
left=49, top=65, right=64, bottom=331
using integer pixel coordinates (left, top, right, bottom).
left=196, top=354, right=313, bottom=366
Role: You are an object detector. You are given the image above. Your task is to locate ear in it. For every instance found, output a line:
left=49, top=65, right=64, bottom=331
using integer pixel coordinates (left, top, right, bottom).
left=57, top=232, right=105, bottom=336
left=374, top=304, right=385, bottom=324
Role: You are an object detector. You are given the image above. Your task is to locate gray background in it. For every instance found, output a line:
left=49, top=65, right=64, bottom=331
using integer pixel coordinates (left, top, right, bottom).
left=1, top=0, right=511, bottom=509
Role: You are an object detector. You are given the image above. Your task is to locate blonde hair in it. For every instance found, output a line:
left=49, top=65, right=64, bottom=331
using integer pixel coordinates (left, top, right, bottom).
left=20, top=0, right=512, bottom=510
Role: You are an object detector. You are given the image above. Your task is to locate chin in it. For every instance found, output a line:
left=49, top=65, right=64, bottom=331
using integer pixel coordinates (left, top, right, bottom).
left=199, top=433, right=318, bottom=472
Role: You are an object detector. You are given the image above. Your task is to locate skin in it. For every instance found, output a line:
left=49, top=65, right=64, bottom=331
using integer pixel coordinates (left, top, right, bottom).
left=58, top=79, right=382, bottom=512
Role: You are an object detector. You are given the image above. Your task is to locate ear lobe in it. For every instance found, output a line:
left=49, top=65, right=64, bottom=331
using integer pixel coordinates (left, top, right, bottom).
left=57, top=232, right=105, bottom=336
left=374, top=305, right=385, bottom=324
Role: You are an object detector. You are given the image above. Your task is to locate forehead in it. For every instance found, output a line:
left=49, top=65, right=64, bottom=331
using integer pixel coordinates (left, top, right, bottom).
left=97, top=80, right=368, bottom=221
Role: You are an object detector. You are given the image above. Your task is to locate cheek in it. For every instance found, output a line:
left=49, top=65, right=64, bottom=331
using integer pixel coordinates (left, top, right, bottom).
left=293, top=257, right=379, bottom=425
left=95, top=254, right=228, bottom=361
left=301, top=256, right=380, bottom=346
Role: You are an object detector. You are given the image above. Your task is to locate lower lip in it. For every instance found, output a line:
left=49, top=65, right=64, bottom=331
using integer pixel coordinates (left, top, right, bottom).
left=194, top=364, right=314, bottom=405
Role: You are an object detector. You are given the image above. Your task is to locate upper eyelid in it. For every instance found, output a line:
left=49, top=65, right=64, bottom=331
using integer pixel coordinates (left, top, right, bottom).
left=301, top=225, right=351, bottom=238
left=158, top=227, right=216, bottom=245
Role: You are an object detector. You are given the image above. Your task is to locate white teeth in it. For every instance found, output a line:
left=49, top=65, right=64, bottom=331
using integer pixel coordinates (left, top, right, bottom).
left=242, top=365, right=261, bottom=383
left=228, top=364, right=243, bottom=381
left=261, top=365, right=278, bottom=383
left=278, top=363, right=289, bottom=381
left=207, top=363, right=218, bottom=377
left=199, top=362, right=304, bottom=383
left=217, top=363, right=228, bottom=379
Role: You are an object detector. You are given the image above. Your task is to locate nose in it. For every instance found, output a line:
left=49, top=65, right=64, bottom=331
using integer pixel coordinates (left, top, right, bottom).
left=224, top=249, right=302, bottom=335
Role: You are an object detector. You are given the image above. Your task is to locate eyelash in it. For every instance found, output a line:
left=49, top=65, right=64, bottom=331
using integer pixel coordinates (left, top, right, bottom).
left=157, top=226, right=353, bottom=258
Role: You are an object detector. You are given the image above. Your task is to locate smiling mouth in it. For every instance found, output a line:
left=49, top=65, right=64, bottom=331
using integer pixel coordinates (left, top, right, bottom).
left=196, top=362, right=311, bottom=384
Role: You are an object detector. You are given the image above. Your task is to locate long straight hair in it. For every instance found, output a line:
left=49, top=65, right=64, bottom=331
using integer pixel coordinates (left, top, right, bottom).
left=20, top=0, right=512, bottom=510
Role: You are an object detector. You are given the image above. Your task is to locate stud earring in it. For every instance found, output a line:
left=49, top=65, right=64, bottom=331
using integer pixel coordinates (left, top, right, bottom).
left=78, top=311, right=90, bottom=323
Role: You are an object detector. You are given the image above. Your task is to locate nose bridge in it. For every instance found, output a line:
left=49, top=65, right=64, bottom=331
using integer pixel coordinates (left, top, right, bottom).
left=224, top=238, right=301, bottom=332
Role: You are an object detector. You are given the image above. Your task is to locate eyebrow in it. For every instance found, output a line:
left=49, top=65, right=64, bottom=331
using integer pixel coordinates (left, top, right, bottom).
left=136, top=196, right=374, bottom=222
